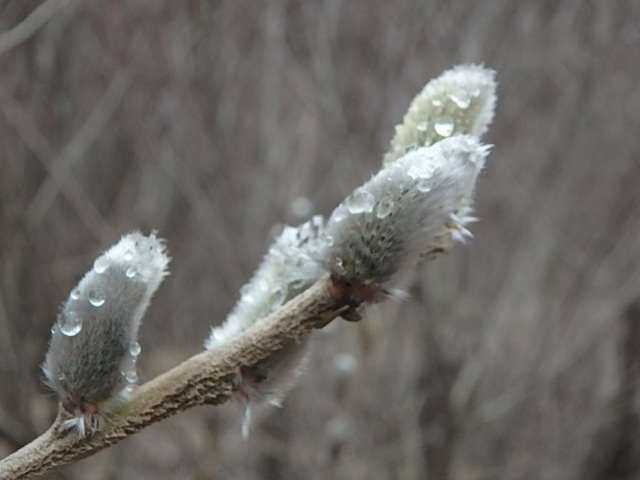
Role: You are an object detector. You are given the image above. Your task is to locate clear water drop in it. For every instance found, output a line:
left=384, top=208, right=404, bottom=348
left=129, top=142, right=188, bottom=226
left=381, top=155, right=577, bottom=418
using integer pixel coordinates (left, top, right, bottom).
left=416, top=180, right=433, bottom=193
left=51, top=324, right=59, bottom=334
left=129, top=341, right=141, bottom=357
left=431, top=98, right=443, bottom=107
left=122, top=368, right=138, bottom=384
left=93, top=256, right=109, bottom=274
left=123, top=249, right=134, bottom=261
left=376, top=199, right=394, bottom=219
left=88, top=288, right=106, bottom=307
left=70, top=288, right=81, bottom=300
left=416, top=121, right=429, bottom=132
left=57, top=373, right=66, bottom=382
left=332, top=207, right=348, bottom=223
left=450, top=92, right=471, bottom=109
left=346, top=190, right=375, bottom=214
left=59, top=311, right=82, bottom=336
left=325, top=235, right=335, bottom=246
left=408, top=162, right=437, bottom=180
left=434, top=116, right=455, bottom=137
left=125, top=266, right=137, bottom=278
left=122, top=384, right=136, bottom=396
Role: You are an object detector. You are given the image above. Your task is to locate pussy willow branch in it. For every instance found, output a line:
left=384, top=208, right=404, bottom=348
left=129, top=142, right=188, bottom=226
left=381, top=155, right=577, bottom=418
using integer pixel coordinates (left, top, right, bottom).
left=0, top=232, right=453, bottom=480
left=0, top=274, right=350, bottom=480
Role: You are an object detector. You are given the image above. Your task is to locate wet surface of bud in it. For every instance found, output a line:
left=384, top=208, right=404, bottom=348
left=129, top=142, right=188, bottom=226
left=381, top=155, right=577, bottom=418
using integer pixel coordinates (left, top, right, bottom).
left=42, top=231, right=170, bottom=436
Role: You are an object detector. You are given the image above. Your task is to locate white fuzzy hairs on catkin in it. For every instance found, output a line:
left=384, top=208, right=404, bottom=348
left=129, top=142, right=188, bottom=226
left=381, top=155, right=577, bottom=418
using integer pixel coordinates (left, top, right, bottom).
left=325, top=135, right=490, bottom=300
left=205, top=216, right=327, bottom=438
left=383, top=64, right=497, bottom=245
left=203, top=64, right=496, bottom=438
left=206, top=216, right=326, bottom=350
left=42, top=231, right=170, bottom=436
left=37, top=72, right=494, bottom=440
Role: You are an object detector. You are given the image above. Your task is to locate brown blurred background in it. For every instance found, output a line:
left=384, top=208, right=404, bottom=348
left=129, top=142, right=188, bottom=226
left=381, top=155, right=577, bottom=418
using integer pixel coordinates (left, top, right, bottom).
left=1, top=1, right=639, bottom=479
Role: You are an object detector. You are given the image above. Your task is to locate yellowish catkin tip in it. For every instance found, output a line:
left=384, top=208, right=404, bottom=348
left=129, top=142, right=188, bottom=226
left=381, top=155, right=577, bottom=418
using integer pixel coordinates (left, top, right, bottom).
left=383, top=64, right=497, bottom=166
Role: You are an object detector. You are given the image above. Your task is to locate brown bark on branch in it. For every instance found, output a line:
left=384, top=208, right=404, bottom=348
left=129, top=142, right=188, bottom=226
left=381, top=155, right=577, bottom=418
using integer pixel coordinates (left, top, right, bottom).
left=0, top=274, right=350, bottom=480
left=0, top=234, right=453, bottom=480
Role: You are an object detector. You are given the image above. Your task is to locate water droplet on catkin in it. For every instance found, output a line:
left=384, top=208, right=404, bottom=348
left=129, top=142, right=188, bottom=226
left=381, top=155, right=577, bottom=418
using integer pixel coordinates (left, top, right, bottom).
left=346, top=190, right=375, bottom=214
left=434, top=116, right=455, bottom=137
left=376, top=199, right=395, bottom=219
left=332, top=207, right=348, bottom=223
left=408, top=162, right=437, bottom=180
left=123, top=369, right=138, bottom=384
left=125, top=266, right=137, bottom=278
left=416, top=121, right=429, bottom=132
left=123, top=249, right=134, bottom=261
left=88, top=288, right=106, bottom=307
left=450, top=92, right=471, bottom=109
left=93, top=256, right=109, bottom=274
left=70, top=288, right=81, bottom=300
left=416, top=180, right=433, bottom=193
left=59, top=311, right=82, bottom=336
left=122, top=384, right=136, bottom=396
left=129, top=341, right=141, bottom=357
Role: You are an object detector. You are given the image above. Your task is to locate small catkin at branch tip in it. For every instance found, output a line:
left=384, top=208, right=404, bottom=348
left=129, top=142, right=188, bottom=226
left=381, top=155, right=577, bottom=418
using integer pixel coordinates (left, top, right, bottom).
left=383, top=63, right=497, bottom=166
left=41, top=231, right=170, bottom=437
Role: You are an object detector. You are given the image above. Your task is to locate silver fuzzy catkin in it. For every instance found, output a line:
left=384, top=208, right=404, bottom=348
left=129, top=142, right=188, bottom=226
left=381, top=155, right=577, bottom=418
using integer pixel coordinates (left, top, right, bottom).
left=382, top=65, right=497, bottom=243
left=206, top=215, right=326, bottom=349
left=43, top=231, right=169, bottom=436
left=326, top=135, right=490, bottom=299
left=205, top=216, right=327, bottom=438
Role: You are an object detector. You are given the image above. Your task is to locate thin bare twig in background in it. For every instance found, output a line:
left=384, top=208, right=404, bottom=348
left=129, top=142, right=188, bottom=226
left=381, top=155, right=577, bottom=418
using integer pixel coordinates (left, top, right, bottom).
left=0, top=0, right=70, bottom=56
left=27, top=71, right=131, bottom=226
left=0, top=92, right=113, bottom=240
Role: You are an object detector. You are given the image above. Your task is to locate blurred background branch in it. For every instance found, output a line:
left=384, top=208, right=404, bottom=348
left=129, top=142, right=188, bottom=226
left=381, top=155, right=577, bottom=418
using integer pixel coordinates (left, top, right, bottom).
left=0, top=0, right=69, bottom=55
